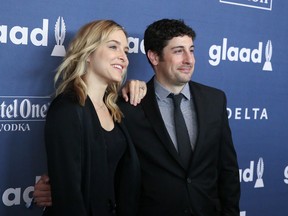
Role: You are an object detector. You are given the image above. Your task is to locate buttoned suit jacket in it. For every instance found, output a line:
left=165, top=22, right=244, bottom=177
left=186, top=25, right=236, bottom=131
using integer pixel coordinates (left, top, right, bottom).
left=119, top=77, right=240, bottom=216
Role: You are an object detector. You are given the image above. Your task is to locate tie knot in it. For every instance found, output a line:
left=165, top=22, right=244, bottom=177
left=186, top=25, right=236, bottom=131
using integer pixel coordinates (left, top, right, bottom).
left=169, top=93, right=184, bottom=108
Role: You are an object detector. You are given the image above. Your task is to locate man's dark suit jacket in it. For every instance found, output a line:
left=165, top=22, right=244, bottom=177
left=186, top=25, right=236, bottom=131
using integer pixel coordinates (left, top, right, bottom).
left=119, top=77, right=240, bottom=216
left=44, top=92, right=141, bottom=216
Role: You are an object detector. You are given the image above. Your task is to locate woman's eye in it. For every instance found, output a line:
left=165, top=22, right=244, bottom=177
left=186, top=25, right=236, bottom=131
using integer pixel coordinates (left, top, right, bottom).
left=110, top=45, right=117, bottom=50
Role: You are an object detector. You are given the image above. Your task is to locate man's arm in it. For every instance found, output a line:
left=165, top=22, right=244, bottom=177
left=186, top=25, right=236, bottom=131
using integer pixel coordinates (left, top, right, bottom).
left=33, top=175, right=52, bottom=207
left=219, top=94, right=241, bottom=216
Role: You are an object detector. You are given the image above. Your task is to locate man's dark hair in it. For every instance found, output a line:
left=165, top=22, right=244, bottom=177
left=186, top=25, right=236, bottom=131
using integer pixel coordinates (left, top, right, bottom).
left=144, top=19, right=196, bottom=61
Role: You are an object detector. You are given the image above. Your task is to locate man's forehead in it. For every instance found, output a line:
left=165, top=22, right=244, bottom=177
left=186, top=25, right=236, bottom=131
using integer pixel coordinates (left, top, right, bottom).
left=166, top=36, right=194, bottom=47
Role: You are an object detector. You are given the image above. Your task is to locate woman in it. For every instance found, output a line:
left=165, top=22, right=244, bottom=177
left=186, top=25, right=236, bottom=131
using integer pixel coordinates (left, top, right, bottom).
left=43, top=20, right=141, bottom=216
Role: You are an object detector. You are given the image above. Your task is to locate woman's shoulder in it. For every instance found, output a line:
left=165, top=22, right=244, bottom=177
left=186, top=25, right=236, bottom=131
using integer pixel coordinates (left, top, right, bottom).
left=47, top=91, right=81, bottom=118
left=52, top=90, right=79, bottom=106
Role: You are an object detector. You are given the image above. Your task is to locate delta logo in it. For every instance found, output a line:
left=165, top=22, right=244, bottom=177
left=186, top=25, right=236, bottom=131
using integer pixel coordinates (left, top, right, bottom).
left=208, top=38, right=273, bottom=71
left=219, top=0, right=273, bottom=11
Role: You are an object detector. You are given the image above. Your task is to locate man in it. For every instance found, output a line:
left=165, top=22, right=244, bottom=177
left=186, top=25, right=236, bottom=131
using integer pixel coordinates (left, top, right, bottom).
left=34, top=19, right=240, bottom=216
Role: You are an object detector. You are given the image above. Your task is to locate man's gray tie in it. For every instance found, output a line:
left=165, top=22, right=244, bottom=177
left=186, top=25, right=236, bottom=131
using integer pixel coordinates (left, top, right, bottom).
left=170, top=93, right=192, bottom=169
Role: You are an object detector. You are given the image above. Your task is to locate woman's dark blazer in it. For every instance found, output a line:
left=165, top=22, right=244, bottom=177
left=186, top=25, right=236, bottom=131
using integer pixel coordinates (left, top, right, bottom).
left=43, top=92, right=141, bottom=216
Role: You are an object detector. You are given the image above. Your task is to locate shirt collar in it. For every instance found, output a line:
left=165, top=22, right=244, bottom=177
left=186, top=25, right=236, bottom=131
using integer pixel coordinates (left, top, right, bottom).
left=154, top=77, right=191, bottom=101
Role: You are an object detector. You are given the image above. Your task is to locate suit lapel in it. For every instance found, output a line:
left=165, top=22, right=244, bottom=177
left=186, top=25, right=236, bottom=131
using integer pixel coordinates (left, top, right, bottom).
left=141, top=79, right=208, bottom=171
left=188, top=81, right=207, bottom=165
left=142, top=78, right=184, bottom=168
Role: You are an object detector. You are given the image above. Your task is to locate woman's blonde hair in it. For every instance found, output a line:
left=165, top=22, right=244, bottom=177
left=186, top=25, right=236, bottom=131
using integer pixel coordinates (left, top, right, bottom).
left=54, top=20, right=128, bottom=122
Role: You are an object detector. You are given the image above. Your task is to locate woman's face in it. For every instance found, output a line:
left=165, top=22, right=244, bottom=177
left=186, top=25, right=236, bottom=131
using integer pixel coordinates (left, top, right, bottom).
left=87, top=29, right=129, bottom=84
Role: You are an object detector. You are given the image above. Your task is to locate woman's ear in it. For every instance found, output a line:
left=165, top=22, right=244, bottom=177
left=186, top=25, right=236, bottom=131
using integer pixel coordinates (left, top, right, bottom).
left=86, top=56, right=91, bottom=63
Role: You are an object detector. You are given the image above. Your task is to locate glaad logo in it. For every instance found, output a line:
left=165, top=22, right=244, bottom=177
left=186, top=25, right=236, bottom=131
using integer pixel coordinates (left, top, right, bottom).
left=263, top=40, right=272, bottom=71
left=2, top=176, right=40, bottom=207
left=284, top=165, right=288, bottom=184
left=219, top=0, right=273, bottom=11
left=51, top=16, right=66, bottom=57
left=128, top=37, right=145, bottom=54
left=254, top=157, right=264, bottom=188
left=239, top=157, right=265, bottom=188
left=0, top=17, right=67, bottom=56
left=0, top=19, right=48, bottom=46
left=208, top=38, right=273, bottom=71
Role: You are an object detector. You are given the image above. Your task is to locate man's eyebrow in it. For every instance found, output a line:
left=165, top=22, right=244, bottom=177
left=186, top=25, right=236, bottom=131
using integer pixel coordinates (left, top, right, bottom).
left=170, top=45, right=195, bottom=49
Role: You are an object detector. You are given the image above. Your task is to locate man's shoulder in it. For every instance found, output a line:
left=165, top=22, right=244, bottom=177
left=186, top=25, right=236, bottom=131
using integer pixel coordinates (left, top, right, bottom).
left=117, top=97, right=146, bottom=122
left=118, top=97, right=142, bottom=110
left=189, top=81, right=225, bottom=96
left=117, top=96, right=128, bottom=108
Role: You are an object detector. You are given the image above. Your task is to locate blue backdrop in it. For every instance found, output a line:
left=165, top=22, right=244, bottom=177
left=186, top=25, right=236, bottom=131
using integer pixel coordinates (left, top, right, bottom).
left=1, top=0, right=287, bottom=215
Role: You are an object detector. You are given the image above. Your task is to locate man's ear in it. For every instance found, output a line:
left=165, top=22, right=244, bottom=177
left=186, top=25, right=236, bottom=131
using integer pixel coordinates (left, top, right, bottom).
left=147, top=50, right=159, bottom=66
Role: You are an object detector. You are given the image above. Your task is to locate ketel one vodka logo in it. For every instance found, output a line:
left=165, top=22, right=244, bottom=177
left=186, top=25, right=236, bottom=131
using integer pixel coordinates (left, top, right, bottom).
left=51, top=16, right=66, bottom=57
left=0, top=96, right=50, bottom=132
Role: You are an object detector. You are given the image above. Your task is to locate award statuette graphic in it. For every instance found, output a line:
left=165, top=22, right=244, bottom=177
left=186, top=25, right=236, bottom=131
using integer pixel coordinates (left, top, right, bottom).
left=262, top=40, right=273, bottom=71
left=284, top=166, right=288, bottom=184
left=254, top=157, right=264, bottom=188
left=51, top=16, right=66, bottom=57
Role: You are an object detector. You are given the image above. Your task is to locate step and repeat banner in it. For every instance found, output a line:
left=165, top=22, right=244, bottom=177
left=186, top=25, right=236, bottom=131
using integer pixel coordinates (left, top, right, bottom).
left=1, top=0, right=287, bottom=215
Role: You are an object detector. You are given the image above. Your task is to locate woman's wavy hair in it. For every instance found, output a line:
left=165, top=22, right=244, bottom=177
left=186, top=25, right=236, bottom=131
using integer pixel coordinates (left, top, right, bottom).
left=54, top=20, right=128, bottom=122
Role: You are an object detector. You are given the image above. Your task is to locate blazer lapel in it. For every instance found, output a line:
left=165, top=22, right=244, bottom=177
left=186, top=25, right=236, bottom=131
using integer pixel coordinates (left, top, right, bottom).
left=188, top=81, right=207, bottom=166
left=142, top=78, right=184, bottom=169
